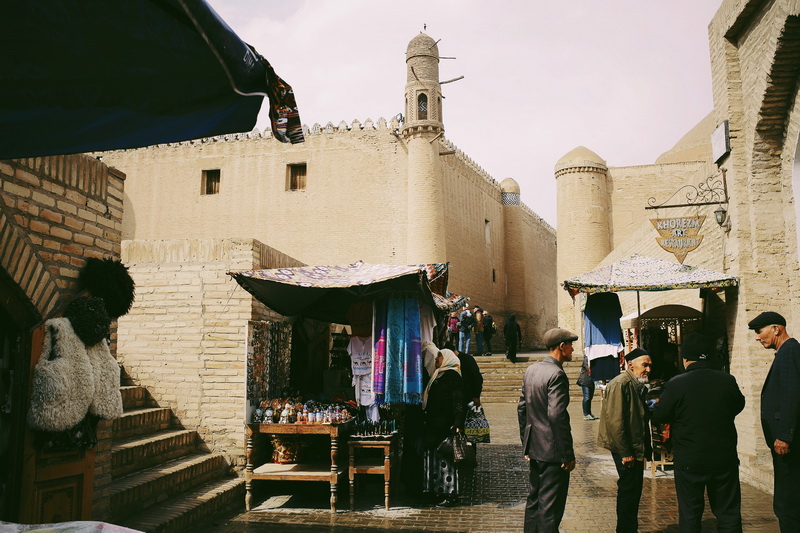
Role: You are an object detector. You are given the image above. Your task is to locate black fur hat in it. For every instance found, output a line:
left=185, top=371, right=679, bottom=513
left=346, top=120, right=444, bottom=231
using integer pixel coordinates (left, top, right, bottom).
left=78, top=257, right=135, bottom=319
left=63, top=296, right=111, bottom=346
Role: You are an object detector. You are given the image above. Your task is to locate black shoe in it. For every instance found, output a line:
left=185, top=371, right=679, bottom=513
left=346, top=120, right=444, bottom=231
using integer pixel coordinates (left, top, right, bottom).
left=437, top=496, right=460, bottom=507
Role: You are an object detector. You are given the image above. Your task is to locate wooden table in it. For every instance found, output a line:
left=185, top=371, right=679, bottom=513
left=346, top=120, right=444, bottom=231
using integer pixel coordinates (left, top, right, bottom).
left=348, top=433, right=398, bottom=510
left=245, top=419, right=353, bottom=512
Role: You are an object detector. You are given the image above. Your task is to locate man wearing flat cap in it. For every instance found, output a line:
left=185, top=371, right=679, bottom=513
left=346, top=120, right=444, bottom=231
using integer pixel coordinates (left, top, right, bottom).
left=517, top=327, right=577, bottom=532
left=653, top=332, right=745, bottom=532
left=597, top=347, right=652, bottom=533
left=748, top=311, right=800, bottom=531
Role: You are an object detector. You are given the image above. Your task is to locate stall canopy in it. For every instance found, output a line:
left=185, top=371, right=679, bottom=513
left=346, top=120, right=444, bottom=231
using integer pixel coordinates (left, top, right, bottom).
left=562, top=254, right=739, bottom=297
left=229, top=261, right=444, bottom=325
left=0, top=0, right=303, bottom=159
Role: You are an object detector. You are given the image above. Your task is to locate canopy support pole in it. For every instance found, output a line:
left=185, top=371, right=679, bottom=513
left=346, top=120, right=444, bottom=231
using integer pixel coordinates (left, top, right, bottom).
left=636, top=290, right=641, bottom=348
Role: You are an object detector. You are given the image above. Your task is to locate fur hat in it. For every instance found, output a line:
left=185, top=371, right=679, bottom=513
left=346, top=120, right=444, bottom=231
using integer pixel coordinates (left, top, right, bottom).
left=28, top=318, right=95, bottom=432
left=63, top=296, right=110, bottom=346
left=78, top=257, right=136, bottom=319
left=86, top=339, right=123, bottom=420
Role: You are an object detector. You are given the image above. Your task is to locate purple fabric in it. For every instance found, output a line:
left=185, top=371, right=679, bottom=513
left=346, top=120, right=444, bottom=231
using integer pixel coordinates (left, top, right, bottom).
left=372, top=300, right=387, bottom=402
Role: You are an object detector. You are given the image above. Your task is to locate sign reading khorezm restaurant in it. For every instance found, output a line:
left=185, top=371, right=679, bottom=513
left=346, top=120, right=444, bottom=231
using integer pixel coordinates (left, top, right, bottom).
left=650, top=216, right=706, bottom=264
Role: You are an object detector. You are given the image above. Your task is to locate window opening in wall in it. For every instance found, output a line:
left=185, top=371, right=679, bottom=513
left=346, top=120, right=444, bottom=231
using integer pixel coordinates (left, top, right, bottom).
left=201, top=169, right=220, bottom=195
left=286, top=163, right=307, bottom=191
left=437, top=97, right=442, bottom=121
left=417, top=93, right=428, bottom=120
left=484, top=219, right=491, bottom=243
left=492, top=269, right=496, bottom=283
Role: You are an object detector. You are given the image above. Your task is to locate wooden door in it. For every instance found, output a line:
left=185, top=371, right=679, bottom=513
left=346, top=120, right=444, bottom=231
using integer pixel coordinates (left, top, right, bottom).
left=18, top=324, right=95, bottom=523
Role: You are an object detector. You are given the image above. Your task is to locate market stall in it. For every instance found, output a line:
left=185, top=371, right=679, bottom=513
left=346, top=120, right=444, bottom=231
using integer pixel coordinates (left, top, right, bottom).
left=229, top=261, right=464, bottom=511
left=563, top=254, right=739, bottom=472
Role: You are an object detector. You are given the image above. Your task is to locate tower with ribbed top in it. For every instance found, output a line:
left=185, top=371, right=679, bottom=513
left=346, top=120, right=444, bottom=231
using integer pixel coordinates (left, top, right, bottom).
left=403, top=33, right=447, bottom=264
left=555, top=146, right=612, bottom=336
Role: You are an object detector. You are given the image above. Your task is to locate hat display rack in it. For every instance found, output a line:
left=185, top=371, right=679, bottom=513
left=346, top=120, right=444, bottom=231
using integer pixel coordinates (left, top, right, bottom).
left=27, top=257, right=135, bottom=449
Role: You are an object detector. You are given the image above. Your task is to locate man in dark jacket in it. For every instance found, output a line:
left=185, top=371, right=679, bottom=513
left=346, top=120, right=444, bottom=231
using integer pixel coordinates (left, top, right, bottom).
left=517, top=327, right=577, bottom=533
left=653, top=332, right=745, bottom=532
left=597, top=348, right=652, bottom=533
left=748, top=311, right=800, bottom=532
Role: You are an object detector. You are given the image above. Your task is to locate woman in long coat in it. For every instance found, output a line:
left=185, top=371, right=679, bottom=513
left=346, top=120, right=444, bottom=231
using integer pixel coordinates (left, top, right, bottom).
left=422, top=348, right=467, bottom=506
left=504, top=314, right=522, bottom=363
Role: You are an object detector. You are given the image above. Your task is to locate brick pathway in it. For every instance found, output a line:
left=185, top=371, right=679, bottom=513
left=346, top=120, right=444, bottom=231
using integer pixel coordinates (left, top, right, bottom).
left=206, top=399, right=779, bottom=532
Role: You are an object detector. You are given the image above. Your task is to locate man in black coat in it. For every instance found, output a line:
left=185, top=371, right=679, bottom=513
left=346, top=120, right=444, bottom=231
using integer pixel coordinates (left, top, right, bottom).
left=748, top=311, right=800, bottom=532
left=653, top=332, right=745, bottom=532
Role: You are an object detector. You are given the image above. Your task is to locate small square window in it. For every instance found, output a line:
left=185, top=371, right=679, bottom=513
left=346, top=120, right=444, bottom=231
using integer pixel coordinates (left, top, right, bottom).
left=202, top=169, right=220, bottom=195
left=286, top=163, right=307, bottom=191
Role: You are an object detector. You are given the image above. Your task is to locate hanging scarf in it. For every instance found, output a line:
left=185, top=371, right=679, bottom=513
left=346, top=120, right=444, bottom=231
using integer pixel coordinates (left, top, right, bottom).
left=385, top=298, right=405, bottom=403
left=422, top=349, right=461, bottom=409
left=372, top=300, right=387, bottom=403
left=403, top=298, right=423, bottom=404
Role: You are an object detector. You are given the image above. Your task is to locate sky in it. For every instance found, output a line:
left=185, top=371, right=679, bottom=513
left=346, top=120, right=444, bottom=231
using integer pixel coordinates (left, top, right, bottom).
left=211, top=1, right=723, bottom=228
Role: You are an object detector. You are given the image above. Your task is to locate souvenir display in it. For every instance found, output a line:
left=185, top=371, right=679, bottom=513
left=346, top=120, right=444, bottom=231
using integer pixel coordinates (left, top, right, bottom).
left=250, top=395, right=356, bottom=425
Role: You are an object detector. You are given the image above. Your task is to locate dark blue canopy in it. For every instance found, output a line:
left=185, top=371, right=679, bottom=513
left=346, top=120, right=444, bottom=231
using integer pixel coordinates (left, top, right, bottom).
left=0, top=0, right=303, bottom=159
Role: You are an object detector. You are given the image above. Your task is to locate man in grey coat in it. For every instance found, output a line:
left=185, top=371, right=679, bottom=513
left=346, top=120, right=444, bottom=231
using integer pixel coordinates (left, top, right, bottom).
left=517, top=327, right=577, bottom=532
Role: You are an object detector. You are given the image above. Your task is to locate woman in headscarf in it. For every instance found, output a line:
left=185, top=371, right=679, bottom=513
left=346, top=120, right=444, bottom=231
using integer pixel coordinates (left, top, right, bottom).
left=504, top=314, right=522, bottom=363
left=421, top=347, right=467, bottom=506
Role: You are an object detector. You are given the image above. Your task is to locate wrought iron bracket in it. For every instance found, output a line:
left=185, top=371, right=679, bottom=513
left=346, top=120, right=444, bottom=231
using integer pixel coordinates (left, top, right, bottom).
left=645, top=169, right=728, bottom=210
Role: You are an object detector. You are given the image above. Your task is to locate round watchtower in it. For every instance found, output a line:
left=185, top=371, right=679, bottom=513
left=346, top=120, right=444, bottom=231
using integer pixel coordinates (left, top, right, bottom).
left=554, top=146, right=612, bottom=336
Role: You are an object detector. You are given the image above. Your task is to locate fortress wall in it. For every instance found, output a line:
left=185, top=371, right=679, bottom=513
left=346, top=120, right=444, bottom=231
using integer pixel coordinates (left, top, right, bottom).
left=103, top=119, right=408, bottom=267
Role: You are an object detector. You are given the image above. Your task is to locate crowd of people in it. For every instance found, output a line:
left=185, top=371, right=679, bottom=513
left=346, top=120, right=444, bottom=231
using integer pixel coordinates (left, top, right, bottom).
left=517, top=310, right=800, bottom=533
left=446, top=304, right=522, bottom=361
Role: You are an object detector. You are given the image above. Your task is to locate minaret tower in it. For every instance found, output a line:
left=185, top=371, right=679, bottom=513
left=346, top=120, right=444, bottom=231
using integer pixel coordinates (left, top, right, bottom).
left=403, top=33, right=447, bottom=264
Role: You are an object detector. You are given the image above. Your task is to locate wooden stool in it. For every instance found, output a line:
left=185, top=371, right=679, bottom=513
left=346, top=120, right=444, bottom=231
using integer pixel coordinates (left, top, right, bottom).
left=348, top=434, right=397, bottom=510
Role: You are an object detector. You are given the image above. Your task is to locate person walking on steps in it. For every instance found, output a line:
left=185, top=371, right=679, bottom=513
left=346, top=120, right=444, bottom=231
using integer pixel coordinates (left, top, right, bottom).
left=504, top=314, right=522, bottom=363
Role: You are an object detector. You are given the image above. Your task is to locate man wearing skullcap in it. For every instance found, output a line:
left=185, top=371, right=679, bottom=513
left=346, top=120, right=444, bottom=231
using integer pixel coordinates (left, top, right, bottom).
left=653, top=332, right=745, bottom=532
left=597, top=348, right=652, bottom=533
left=748, top=311, right=800, bottom=532
left=517, top=327, right=577, bottom=532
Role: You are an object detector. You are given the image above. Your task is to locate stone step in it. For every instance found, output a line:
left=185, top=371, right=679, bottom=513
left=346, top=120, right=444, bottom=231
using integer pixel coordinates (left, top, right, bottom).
left=120, top=385, right=152, bottom=411
left=114, top=407, right=172, bottom=440
left=112, top=429, right=197, bottom=479
left=119, top=476, right=245, bottom=533
left=109, top=453, right=230, bottom=523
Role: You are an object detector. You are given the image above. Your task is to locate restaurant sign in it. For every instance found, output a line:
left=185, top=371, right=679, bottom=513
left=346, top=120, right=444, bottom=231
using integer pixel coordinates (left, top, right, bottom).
left=650, top=216, right=705, bottom=264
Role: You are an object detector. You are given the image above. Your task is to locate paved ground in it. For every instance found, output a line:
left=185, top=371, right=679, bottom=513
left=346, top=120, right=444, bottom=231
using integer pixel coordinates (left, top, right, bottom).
left=207, top=398, right=779, bottom=532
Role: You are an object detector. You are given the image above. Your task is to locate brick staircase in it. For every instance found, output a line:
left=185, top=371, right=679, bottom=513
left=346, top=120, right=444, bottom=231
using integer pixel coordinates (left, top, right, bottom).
left=109, top=385, right=244, bottom=532
left=477, top=353, right=585, bottom=403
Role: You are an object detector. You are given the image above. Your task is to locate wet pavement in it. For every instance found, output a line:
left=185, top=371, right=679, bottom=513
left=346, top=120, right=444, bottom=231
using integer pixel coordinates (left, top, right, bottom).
left=206, top=399, right=779, bottom=532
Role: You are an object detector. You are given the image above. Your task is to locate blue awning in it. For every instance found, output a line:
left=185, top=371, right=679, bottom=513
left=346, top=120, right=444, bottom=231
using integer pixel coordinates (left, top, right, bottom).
left=0, top=0, right=303, bottom=159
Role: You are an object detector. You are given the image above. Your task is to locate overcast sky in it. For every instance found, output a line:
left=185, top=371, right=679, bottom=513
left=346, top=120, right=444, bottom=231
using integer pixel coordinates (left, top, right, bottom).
left=212, top=1, right=722, bottom=227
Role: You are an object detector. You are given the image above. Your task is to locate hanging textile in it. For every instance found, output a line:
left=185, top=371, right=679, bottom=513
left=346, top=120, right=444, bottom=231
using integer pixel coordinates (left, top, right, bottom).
left=247, top=320, right=292, bottom=407
left=583, top=292, right=624, bottom=362
left=349, top=336, right=374, bottom=407
left=404, top=299, right=423, bottom=404
left=385, top=298, right=405, bottom=404
left=372, top=300, right=388, bottom=403
left=419, top=303, right=435, bottom=345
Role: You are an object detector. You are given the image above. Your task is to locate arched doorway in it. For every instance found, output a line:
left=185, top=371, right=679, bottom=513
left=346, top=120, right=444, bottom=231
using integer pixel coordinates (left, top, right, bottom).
left=0, top=270, right=39, bottom=522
